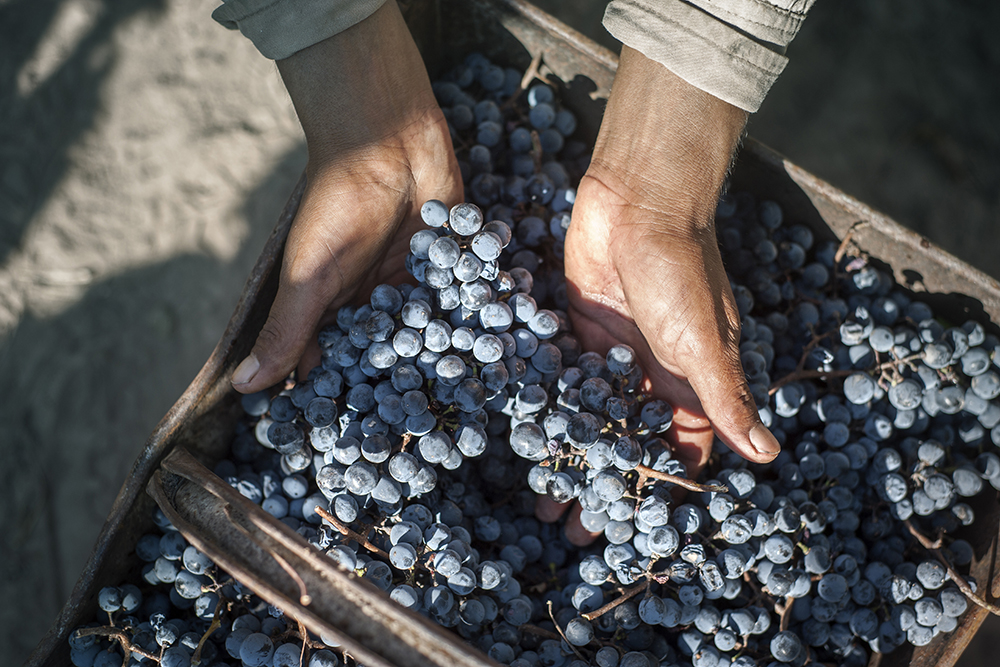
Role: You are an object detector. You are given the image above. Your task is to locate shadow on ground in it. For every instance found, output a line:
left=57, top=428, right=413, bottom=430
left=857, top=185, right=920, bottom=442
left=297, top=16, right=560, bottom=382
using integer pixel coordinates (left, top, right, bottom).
left=0, top=0, right=167, bottom=265
left=0, top=141, right=305, bottom=662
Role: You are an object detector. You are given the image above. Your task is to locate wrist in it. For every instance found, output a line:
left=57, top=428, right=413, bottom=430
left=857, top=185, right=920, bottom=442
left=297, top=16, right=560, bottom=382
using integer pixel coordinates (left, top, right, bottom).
left=588, top=47, right=748, bottom=231
left=276, top=2, right=442, bottom=165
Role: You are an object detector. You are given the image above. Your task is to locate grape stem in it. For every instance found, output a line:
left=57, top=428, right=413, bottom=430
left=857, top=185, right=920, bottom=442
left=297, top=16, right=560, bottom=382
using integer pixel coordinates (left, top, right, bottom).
left=192, top=592, right=227, bottom=665
left=502, top=50, right=543, bottom=111
left=548, top=600, right=587, bottom=660
left=635, top=464, right=729, bottom=494
left=530, top=130, right=544, bottom=174
left=74, top=626, right=161, bottom=663
left=273, top=546, right=313, bottom=607
left=775, top=597, right=795, bottom=632
left=768, top=368, right=855, bottom=395
left=580, top=580, right=649, bottom=621
left=297, top=619, right=312, bottom=665
left=765, top=306, right=927, bottom=396
left=742, top=571, right=767, bottom=606
left=539, top=448, right=727, bottom=494
left=833, top=222, right=867, bottom=266
left=278, top=620, right=329, bottom=652
left=224, top=504, right=312, bottom=606
left=315, top=506, right=391, bottom=561
left=768, top=352, right=925, bottom=395
left=904, top=519, right=1000, bottom=616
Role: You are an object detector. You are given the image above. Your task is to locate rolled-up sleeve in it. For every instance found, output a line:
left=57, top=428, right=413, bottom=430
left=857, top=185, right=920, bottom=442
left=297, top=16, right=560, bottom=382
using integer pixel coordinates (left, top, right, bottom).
left=212, top=0, right=387, bottom=61
left=604, top=0, right=816, bottom=112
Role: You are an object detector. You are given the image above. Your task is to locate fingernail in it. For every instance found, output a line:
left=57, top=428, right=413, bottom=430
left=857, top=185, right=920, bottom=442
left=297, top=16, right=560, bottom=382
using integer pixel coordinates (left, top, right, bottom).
left=232, top=354, right=260, bottom=386
left=749, top=424, right=781, bottom=456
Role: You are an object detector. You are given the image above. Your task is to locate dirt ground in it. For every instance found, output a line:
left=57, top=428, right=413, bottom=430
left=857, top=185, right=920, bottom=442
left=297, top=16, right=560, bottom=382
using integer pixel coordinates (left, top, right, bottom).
left=2, top=0, right=998, bottom=664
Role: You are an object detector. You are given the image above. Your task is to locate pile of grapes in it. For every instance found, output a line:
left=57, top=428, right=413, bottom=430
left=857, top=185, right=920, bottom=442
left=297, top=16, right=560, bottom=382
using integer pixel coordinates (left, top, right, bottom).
left=69, top=52, right=1000, bottom=667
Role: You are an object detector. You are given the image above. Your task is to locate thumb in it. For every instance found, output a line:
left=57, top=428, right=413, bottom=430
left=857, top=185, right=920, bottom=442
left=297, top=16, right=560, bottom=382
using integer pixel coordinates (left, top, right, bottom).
left=618, top=233, right=781, bottom=465
left=230, top=172, right=385, bottom=395
left=683, top=336, right=781, bottom=464
left=232, top=274, right=329, bottom=394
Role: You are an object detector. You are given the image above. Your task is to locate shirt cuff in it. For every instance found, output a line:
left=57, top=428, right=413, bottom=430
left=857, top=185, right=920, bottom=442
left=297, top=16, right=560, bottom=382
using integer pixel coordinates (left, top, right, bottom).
left=212, top=0, right=387, bottom=61
left=604, top=0, right=811, bottom=112
left=685, top=0, right=814, bottom=48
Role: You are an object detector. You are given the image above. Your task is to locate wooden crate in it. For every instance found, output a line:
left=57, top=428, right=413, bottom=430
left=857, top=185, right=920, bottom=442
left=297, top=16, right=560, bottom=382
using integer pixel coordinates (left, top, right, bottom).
left=29, top=1, right=1000, bottom=666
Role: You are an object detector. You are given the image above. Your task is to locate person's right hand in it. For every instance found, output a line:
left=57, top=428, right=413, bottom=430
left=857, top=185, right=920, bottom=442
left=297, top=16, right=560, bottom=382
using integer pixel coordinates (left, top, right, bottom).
left=538, top=48, right=780, bottom=545
left=566, top=47, right=780, bottom=477
left=231, top=2, right=462, bottom=394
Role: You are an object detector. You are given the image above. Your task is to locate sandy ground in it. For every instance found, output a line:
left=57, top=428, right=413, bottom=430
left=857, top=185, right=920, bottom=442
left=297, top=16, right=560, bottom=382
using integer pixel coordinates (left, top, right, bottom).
left=0, top=0, right=304, bottom=657
left=2, top=0, right=998, bottom=663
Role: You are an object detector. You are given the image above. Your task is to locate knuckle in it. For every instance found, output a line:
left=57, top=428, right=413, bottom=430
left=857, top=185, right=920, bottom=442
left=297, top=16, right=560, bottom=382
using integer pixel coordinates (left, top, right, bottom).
left=719, top=291, right=743, bottom=338
left=256, top=315, right=288, bottom=352
left=717, top=380, right=762, bottom=437
left=730, top=381, right=758, bottom=415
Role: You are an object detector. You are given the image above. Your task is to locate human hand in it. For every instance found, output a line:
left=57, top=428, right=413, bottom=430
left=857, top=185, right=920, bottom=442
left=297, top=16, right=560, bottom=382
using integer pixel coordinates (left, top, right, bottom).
left=231, top=2, right=462, bottom=394
left=539, top=47, right=780, bottom=542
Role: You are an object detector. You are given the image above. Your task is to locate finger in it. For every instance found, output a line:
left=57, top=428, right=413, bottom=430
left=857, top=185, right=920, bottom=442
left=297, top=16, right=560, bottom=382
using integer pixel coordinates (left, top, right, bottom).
left=535, top=495, right=570, bottom=523
left=233, top=166, right=416, bottom=394
left=297, top=337, right=323, bottom=383
left=538, top=497, right=601, bottom=547
left=564, top=503, right=601, bottom=547
left=684, top=346, right=780, bottom=463
left=677, top=276, right=780, bottom=463
left=617, top=235, right=780, bottom=464
left=232, top=270, right=332, bottom=394
left=668, top=406, right=716, bottom=478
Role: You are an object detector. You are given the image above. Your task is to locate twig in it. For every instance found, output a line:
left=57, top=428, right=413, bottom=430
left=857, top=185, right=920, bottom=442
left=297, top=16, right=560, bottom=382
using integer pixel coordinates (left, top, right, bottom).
left=796, top=330, right=835, bottom=370
left=281, top=623, right=329, bottom=650
left=769, top=352, right=925, bottom=395
left=905, top=520, right=1000, bottom=615
left=882, top=352, right=925, bottom=372
left=298, top=619, right=311, bottom=667
left=776, top=598, right=795, bottom=632
left=518, top=52, right=544, bottom=95
left=834, top=222, right=866, bottom=264
left=549, top=601, right=587, bottom=659
left=531, top=130, right=543, bottom=173
left=905, top=522, right=944, bottom=550
left=635, top=465, right=729, bottom=494
left=500, top=51, right=544, bottom=111
left=192, top=594, right=227, bottom=665
left=224, top=504, right=311, bottom=605
left=742, top=572, right=770, bottom=608
left=316, top=506, right=390, bottom=560
left=581, top=581, right=648, bottom=621
left=768, top=369, right=855, bottom=395
left=271, top=548, right=312, bottom=607
left=74, top=626, right=160, bottom=663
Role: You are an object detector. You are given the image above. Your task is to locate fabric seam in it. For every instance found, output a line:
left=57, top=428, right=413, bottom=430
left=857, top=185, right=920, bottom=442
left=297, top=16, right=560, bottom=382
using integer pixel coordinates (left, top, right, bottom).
left=607, top=4, right=786, bottom=76
left=216, top=0, right=289, bottom=22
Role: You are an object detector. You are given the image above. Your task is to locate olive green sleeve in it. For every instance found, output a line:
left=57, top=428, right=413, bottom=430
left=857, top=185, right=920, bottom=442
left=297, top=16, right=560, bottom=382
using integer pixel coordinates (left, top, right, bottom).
left=604, top=0, right=817, bottom=112
left=212, top=0, right=387, bottom=61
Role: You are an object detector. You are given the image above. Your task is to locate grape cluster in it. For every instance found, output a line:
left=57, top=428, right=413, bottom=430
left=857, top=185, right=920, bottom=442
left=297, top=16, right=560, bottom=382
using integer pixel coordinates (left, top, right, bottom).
left=69, top=505, right=340, bottom=667
left=69, top=51, right=1000, bottom=667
